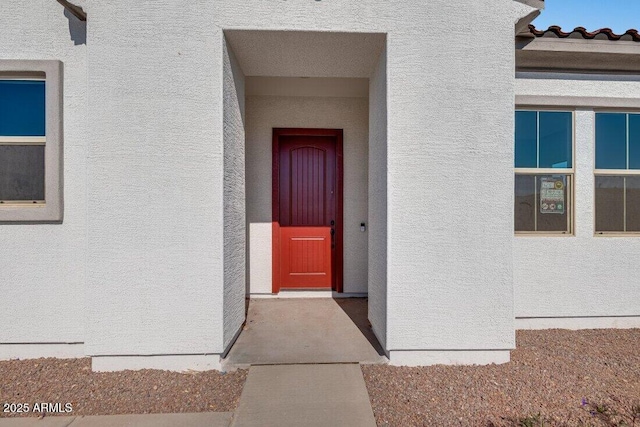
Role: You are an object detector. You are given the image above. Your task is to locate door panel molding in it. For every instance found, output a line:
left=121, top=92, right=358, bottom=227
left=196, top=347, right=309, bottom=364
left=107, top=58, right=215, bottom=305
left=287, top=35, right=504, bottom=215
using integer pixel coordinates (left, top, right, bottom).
left=280, top=227, right=332, bottom=288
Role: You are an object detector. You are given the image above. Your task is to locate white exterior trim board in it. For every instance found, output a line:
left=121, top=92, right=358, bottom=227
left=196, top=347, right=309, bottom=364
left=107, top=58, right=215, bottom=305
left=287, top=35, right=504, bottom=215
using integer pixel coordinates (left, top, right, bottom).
left=388, top=350, right=511, bottom=367
left=516, top=317, right=640, bottom=330
left=0, top=343, right=84, bottom=360
left=92, top=355, right=223, bottom=372
left=517, top=95, right=640, bottom=109
left=518, top=38, right=640, bottom=55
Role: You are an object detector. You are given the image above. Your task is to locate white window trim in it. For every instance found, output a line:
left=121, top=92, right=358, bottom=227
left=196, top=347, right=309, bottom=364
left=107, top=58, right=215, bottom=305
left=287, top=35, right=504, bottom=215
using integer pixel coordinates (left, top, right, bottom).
left=0, top=136, right=46, bottom=145
left=594, top=111, right=640, bottom=236
left=0, top=60, right=63, bottom=223
left=515, top=108, right=576, bottom=236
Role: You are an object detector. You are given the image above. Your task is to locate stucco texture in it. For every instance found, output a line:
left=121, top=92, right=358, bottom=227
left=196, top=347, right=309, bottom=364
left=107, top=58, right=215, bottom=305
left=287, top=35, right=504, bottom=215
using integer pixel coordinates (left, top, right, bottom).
left=515, top=75, right=640, bottom=319
left=222, top=40, right=247, bottom=349
left=225, top=0, right=520, bottom=353
left=245, top=94, right=369, bottom=294
left=368, top=48, right=388, bottom=348
left=85, top=1, right=225, bottom=355
left=3, top=0, right=532, bottom=361
left=381, top=3, right=516, bottom=351
left=0, top=1, right=86, bottom=344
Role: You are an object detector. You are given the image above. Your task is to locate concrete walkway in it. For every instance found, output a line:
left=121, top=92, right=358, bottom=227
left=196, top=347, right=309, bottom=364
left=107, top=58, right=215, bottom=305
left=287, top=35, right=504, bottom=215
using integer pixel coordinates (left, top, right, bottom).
left=1, top=299, right=382, bottom=427
left=0, top=365, right=377, bottom=427
left=232, top=364, right=376, bottom=427
left=223, top=298, right=387, bottom=369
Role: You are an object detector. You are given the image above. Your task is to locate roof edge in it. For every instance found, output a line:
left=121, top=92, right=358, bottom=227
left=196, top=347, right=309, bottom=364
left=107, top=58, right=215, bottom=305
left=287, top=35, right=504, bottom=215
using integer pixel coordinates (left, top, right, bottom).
left=516, top=36, right=640, bottom=73
left=516, top=10, right=541, bottom=36
left=526, top=25, right=640, bottom=42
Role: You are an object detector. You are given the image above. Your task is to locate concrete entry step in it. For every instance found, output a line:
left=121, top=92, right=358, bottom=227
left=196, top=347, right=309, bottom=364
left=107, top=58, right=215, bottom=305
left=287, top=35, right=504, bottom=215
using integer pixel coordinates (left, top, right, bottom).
left=222, top=298, right=387, bottom=369
left=231, top=364, right=376, bottom=427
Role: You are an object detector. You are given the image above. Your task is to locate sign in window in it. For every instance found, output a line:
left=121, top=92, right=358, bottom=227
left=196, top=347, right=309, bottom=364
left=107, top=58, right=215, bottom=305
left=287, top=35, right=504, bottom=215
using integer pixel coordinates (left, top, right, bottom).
left=515, top=110, right=574, bottom=234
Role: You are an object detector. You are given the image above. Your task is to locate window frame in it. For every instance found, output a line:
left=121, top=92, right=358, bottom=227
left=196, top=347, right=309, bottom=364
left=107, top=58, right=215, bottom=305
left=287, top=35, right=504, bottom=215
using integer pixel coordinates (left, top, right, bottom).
left=0, top=60, right=63, bottom=223
left=514, top=108, right=576, bottom=236
left=594, top=110, right=640, bottom=236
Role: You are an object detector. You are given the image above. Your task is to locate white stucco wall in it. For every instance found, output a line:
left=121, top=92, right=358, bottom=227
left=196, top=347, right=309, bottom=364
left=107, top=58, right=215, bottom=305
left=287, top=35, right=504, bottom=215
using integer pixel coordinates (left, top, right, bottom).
left=224, top=0, right=522, bottom=356
left=381, top=5, right=516, bottom=352
left=85, top=1, right=226, bottom=356
left=222, top=40, right=246, bottom=349
left=3, top=0, right=536, bottom=365
left=245, top=93, right=369, bottom=294
left=516, top=72, right=640, bottom=102
left=0, top=1, right=86, bottom=347
left=515, top=73, right=640, bottom=320
left=368, top=47, right=388, bottom=348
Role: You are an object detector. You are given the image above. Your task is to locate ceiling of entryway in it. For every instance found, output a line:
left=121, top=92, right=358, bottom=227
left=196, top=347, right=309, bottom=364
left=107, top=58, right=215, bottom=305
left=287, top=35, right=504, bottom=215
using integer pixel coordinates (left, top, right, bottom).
left=245, top=77, right=369, bottom=98
left=224, top=30, right=385, bottom=78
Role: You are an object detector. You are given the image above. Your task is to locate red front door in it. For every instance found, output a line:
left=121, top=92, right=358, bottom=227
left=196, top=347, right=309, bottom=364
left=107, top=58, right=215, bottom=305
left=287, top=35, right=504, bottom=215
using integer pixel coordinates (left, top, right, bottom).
left=272, top=129, right=343, bottom=292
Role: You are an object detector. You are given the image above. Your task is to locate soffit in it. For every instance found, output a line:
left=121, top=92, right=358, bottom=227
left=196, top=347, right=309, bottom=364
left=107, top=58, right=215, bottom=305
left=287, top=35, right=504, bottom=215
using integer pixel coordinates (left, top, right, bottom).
left=245, top=77, right=369, bottom=98
left=224, top=30, right=385, bottom=78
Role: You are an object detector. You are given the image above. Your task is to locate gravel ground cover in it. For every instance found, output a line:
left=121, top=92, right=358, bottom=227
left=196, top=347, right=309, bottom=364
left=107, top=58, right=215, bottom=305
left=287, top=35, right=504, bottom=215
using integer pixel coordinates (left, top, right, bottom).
left=0, top=358, right=247, bottom=417
left=363, top=329, right=640, bottom=427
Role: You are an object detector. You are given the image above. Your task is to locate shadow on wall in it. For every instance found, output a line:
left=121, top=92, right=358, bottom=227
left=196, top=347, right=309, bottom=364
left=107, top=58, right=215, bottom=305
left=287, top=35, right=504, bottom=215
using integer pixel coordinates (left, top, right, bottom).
left=64, top=9, right=86, bottom=45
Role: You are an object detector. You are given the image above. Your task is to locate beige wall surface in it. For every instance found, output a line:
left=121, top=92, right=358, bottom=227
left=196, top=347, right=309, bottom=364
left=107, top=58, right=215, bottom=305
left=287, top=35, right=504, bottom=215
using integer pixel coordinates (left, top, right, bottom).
left=246, top=95, right=369, bottom=294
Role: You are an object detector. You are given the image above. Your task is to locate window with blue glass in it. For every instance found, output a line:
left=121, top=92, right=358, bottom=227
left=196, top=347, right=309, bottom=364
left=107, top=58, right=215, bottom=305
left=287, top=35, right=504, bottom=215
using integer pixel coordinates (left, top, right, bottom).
left=515, top=110, right=573, bottom=234
left=595, top=112, right=640, bottom=233
left=0, top=79, right=46, bottom=202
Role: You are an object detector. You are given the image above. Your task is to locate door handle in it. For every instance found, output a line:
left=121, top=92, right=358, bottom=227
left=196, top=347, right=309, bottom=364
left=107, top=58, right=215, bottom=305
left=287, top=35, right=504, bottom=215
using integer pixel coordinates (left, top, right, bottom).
left=330, top=227, right=335, bottom=249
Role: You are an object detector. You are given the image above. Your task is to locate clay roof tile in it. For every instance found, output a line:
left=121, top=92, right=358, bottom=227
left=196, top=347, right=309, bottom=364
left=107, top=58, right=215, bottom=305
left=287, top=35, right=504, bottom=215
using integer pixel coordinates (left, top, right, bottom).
left=528, top=25, right=640, bottom=42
